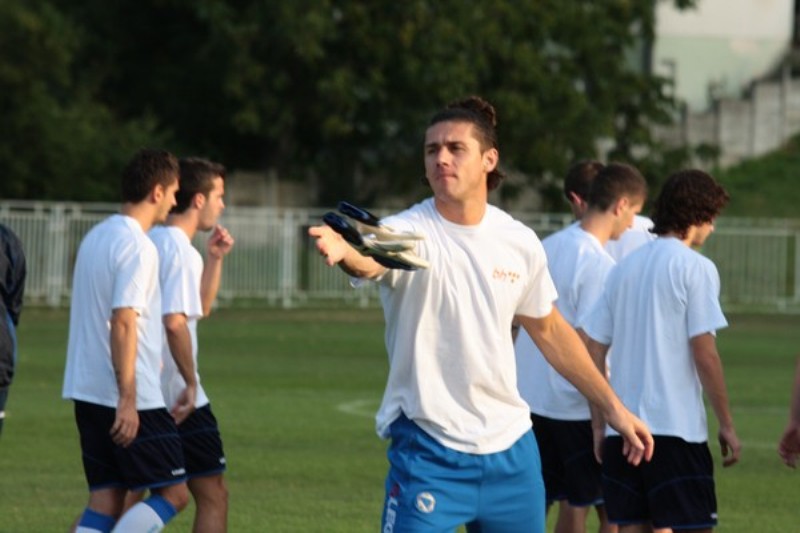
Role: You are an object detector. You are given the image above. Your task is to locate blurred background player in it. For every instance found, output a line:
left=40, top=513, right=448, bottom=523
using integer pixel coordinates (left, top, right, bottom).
left=516, top=162, right=647, bottom=533
left=583, top=169, right=741, bottom=532
left=126, top=157, right=234, bottom=532
left=778, top=356, right=800, bottom=468
left=309, top=96, right=653, bottom=532
left=0, top=222, right=26, bottom=437
left=63, top=149, right=189, bottom=532
left=564, top=159, right=655, bottom=262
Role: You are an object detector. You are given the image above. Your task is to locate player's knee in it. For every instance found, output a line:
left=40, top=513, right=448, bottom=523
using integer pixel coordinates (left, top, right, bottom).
left=158, top=482, right=191, bottom=512
left=190, top=476, right=228, bottom=509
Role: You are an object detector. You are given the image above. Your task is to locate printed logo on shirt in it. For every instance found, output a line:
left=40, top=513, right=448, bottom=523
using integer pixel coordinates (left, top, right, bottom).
left=171, top=468, right=186, bottom=477
left=493, top=267, right=521, bottom=284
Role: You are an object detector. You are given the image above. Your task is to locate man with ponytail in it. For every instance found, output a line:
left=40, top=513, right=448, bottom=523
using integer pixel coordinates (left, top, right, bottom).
left=310, top=97, right=654, bottom=532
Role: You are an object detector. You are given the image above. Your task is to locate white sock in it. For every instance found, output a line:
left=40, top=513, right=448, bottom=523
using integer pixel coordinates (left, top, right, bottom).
left=111, top=495, right=176, bottom=533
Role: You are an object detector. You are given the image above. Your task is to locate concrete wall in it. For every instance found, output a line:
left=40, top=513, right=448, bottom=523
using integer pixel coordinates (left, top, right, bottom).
left=664, top=67, right=800, bottom=167
left=654, top=0, right=794, bottom=111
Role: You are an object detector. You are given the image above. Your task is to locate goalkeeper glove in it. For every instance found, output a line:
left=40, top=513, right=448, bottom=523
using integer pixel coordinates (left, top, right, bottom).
left=323, top=202, right=429, bottom=270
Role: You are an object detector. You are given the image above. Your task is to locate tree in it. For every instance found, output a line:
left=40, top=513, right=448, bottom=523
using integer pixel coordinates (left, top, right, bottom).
left=0, top=0, right=168, bottom=200
left=4, top=0, right=698, bottom=205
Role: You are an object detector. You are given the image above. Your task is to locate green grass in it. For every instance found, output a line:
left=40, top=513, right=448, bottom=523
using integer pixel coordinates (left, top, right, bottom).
left=0, top=308, right=798, bottom=532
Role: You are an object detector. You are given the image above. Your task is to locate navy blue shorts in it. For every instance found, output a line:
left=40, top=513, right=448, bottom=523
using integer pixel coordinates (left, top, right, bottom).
left=74, top=401, right=187, bottom=491
left=602, top=435, right=717, bottom=529
left=382, top=414, right=545, bottom=532
left=178, top=404, right=227, bottom=479
left=531, top=413, right=603, bottom=507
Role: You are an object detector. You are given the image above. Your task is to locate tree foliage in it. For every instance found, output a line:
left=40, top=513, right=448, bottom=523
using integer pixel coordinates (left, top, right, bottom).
left=2, top=0, right=697, bottom=206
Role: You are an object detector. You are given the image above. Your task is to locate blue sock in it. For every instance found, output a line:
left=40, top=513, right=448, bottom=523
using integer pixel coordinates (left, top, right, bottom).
left=76, top=508, right=116, bottom=533
left=143, top=494, right=178, bottom=523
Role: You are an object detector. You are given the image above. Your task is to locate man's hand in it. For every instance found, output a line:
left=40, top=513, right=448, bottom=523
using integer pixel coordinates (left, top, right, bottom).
left=603, top=403, right=654, bottom=466
left=719, top=425, right=742, bottom=467
left=170, top=385, right=197, bottom=425
left=207, top=225, right=235, bottom=259
left=778, top=422, right=800, bottom=468
left=110, top=397, right=139, bottom=447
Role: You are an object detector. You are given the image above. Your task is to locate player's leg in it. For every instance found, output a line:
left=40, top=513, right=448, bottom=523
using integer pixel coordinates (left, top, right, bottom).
left=112, top=408, right=189, bottom=532
left=595, top=504, right=618, bottom=533
left=554, top=501, right=591, bottom=533
left=556, top=418, right=607, bottom=533
left=72, top=401, right=128, bottom=532
left=180, top=404, right=229, bottom=532
left=188, top=474, right=228, bottom=533
left=381, top=413, right=480, bottom=531
left=121, top=489, right=146, bottom=513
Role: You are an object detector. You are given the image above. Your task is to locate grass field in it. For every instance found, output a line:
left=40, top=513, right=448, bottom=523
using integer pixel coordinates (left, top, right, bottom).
left=0, top=307, right=798, bottom=532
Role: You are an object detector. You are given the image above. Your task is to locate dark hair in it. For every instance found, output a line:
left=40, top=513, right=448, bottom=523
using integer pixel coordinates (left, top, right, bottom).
left=651, top=169, right=729, bottom=238
left=121, top=148, right=179, bottom=203
left=586, top=162, right=647, bottom=211
left=564, top=160, right=604, bottom=203
left=173, top=157, right=226, bottom=214
left=428, top=96, right=506, bottom=190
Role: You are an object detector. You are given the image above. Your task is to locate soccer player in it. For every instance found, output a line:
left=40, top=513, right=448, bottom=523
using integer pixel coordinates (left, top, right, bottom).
left=63, top=149, right=189, bottom=533
left=308, top=96, right=654, bottom=532
left=146, top=157, right=234, bottom=531
left=778, top=356, right=800, bottom=468
left=562, top=158, right=655, bottom=262
left=0, top=222, right=26, bottom=437
left=582, top=169, right=741, bottom=532
left=515, top=162, right=647, bottom=533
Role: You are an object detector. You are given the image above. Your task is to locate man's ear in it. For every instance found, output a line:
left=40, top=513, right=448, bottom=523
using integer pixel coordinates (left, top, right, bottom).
left=482, top=148, right=499, bottom=172
left=151, top=183, right=165, bottom=203
left=613, top=196, right=630, bottom=215
left=193, top=192, right=206, bottom=209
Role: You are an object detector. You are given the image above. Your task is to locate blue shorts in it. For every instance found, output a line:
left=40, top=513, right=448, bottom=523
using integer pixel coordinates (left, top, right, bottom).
left=74, top=401, right=187, bottom=492
left=381, top=414, right=545, bottom=532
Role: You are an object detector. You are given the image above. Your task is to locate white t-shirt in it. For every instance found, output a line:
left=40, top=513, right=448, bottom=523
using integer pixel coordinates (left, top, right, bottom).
left=515, top=224, right=615, bottom=420
left=63, top=214, right=165, bottom=409
left=373, top=198, right=557, bottom=454
left=582, top=237, right=728, bottom=442
left=604, top=215, right=656, bottom=262
left=149, top=226, right=209, bottom=410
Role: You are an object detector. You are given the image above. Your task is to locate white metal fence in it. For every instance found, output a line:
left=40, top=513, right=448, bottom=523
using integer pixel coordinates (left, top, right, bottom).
left=2, top=201, right=799, bottom=312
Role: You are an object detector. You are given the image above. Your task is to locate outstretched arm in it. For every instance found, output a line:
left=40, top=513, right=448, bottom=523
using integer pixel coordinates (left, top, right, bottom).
left=691, top=333, right=741, bottom=467
left=779, top=356, right=800, bottom=467
left=517, top=308, right=654, bottom=465
left=308, top=224, right=387, bottom=279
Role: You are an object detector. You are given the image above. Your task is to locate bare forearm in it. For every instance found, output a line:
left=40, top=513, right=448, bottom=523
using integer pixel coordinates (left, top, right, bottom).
left=200, top=255, right=223, bottom=316
left=337, top=247, right=386, bottom=279
left=519, top=311, right=618, bottom=412
left=110, top=310, right=137, bottom=404
left=164, top=315, right=197, bottom=387
left=692, top=335, right=734, bottom=428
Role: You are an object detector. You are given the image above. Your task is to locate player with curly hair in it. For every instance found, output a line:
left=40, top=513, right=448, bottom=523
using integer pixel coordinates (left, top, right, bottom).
left=583, top=169, right=741, bottom=532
